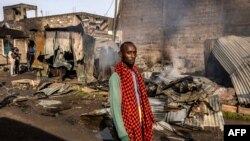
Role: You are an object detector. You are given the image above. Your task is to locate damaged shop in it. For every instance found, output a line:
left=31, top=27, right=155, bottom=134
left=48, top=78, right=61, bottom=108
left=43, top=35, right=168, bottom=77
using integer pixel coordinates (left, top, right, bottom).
left=32, top=23, right=95, bottom=82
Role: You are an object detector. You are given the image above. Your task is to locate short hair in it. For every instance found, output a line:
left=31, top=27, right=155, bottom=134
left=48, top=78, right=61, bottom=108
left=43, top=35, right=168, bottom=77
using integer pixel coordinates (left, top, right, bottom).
left=120, top=41, right=136, bottom=52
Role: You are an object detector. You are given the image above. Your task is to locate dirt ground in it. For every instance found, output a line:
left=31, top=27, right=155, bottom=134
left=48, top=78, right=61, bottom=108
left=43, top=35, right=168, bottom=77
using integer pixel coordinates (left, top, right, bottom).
left=0, top=70, right=250, bottom=141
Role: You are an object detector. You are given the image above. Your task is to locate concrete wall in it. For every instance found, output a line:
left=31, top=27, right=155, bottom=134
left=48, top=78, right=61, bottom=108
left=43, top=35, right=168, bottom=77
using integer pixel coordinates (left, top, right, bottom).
left=21, top=14, right=80, bottom=32
left=117, top=0, right=250, bottom=74
left=3, top=4, right=37, bottom=21
left=3, top=8, right=15, bottom=21
left=0, top=39, right=5, bottom=64
left=117, top=0, right=164, bottom=70
left=14, top=39, right=27, bottom=63
left=4, top=6, right=27, bottom=21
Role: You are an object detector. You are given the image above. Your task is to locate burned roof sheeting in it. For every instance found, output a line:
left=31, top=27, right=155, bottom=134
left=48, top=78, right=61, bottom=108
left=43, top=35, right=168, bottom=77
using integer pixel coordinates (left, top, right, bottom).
left=212, top=36, right=250, bottom=105
left=45, top=23, right=84, bottom=33
left=0, top=27, right=29, bottom=38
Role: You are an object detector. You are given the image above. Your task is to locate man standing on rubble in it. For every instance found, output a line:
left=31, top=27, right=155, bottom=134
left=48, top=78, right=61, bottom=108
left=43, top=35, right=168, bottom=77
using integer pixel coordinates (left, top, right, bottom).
left=14, top=47, right=21, bottom=74
left=27, top=41, right=35, bottom=71
left=8, top=47, right=16, bottom=76
left=109, top=41, right=155, bottom=141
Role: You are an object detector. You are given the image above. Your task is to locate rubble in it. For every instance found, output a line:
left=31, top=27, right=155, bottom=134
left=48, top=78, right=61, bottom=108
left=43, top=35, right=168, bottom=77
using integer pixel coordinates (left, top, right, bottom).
left=0, top=57, right=246, bottom=140
left=11, top=79, right=40, bottom=88
left=143, top=68, right=225, bottom=131
left=0, top=92, right=19, bottom=108
left=80, top=108, right=110, bottom=117
left=37, top=99, right=72, bottom=117
left=87, top=80, right=109, bottom=92
left=214, top=87, right=237, bottom=106
left=37, top=100, right=62, bottom=108
left=34, top=82, right=72, bottom=97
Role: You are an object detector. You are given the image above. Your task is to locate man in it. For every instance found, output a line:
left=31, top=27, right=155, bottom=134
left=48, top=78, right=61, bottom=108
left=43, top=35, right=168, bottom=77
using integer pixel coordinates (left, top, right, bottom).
left=27, top=41, right=35, bottom=71
left=8, top=47, right=16, bottom=76
left=14, top=47, right=21, bottom=74
left=109, top=41, right=155, bottom=141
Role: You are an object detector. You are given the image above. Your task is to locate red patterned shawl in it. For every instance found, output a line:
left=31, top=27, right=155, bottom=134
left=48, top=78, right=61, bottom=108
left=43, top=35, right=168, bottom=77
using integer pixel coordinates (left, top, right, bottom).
left=115, top=61, right=154, bottom=141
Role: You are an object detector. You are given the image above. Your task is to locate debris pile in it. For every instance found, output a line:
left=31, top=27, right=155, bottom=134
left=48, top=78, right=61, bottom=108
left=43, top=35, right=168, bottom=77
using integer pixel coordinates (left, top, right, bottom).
left=145, top=72, right=225, bottom=131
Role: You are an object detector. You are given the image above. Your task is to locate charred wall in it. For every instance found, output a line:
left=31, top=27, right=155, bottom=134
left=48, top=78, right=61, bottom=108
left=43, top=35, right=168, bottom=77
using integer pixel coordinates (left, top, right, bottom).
left=117, top=0, right=250, bottom=74
left=20, top=14, right=79, bottom=32
left=163, top=0, right=223, bottom=74
left=117, top=0, right=164, bottom=70
left=223, top=0, right=250, bottom=36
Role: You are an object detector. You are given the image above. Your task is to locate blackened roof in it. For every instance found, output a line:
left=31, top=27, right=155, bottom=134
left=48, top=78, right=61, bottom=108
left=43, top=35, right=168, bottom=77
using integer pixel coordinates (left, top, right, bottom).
left=45, top=23, right=84, bottom=33
left=0, top=27, right=29, bottom=38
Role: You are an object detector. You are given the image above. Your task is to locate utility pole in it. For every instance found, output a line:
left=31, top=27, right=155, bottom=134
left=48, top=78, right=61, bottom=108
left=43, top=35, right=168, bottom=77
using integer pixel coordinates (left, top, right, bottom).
left=112, top=0, right=118, bottom=41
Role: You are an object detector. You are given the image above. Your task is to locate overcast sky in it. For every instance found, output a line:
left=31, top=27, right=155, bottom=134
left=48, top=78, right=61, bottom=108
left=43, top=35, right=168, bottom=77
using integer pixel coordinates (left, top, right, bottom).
left=0, top=0, right=115, bottom=21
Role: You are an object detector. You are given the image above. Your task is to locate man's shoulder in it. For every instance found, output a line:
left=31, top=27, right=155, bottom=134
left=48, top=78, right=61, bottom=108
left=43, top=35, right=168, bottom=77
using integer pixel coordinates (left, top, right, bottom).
left=109, top=72, right=121, bottom=82
left=110, top=72, right=119, bottom=79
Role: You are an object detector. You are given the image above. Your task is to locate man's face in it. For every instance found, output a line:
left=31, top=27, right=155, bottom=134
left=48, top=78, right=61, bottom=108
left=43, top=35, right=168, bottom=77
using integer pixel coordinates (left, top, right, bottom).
left=120, top=45, right=137, bottom=67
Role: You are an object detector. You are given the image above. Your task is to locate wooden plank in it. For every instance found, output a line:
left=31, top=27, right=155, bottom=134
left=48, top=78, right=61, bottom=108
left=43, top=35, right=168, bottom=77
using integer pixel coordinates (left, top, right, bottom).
left=238, top=106, right=250, bottom=115
left=222, top=104, right=237, bottom=113
left=222, top=104, right=250, bottom=115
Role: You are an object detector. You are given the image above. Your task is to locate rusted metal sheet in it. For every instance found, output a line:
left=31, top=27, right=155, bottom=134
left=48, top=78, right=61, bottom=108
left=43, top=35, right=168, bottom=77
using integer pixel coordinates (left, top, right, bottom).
left=212, top=36, right=250, bottom=105
left=33, top=31, right=45, bottom=69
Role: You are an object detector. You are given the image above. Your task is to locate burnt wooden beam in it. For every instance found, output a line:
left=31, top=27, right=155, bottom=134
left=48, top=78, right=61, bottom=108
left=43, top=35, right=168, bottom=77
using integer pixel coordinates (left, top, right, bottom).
left=161, top=76, right=193, bottom=91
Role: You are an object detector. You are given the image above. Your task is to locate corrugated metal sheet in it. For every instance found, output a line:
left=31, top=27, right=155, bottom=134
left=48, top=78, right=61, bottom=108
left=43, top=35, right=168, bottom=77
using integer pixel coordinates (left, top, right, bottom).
left=184, top=95, right=224, bottom=131
left=165, top=95, right=224, bottom=131
left=149, top=97, right=168, bottom=121
left=211, top=36, right=250, bottom=105
left=35, top=83, right=71, bottom=96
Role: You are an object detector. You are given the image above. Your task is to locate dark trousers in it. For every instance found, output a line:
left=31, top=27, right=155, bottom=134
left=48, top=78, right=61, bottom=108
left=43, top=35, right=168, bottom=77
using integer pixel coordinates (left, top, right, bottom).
left=111, top=122, right=121, bottom=141
left=15, top=60, right=20, bottom=74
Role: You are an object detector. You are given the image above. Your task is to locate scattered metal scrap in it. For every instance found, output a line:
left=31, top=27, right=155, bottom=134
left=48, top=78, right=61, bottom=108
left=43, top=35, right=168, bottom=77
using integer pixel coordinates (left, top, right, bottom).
left=144, top=71, right=224, bottom=131
left=0, top=92, right=19, bottom=108
left=87, top=80, right=109, bottom=92
left=34, top=82, right=72, bottom=97
left=0, top=78, right=74, bottom=109
left=0, top=83, right=20, bottom=108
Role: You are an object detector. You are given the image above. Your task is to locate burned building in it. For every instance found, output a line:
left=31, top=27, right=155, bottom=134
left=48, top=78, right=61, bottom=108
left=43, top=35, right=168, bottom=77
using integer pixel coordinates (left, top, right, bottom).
left=0, top=3, right=117, bottom=81
left=3, top=3, right=37, bottom=21
left=1, top=3, right=113, bottom=40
